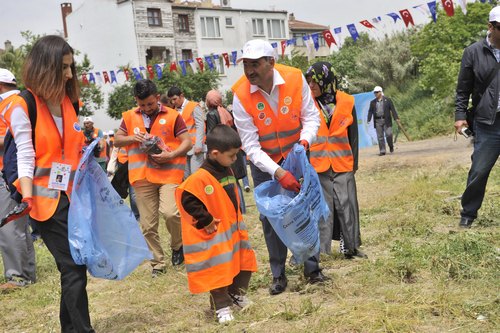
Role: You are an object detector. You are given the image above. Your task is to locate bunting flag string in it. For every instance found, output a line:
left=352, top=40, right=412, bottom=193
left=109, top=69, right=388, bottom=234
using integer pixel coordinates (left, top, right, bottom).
left=79, top=0, right=467, bottom=85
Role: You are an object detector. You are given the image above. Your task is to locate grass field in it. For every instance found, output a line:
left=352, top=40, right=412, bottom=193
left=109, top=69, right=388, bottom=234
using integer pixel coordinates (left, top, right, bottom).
left=1, top=136, right=499, bottom=333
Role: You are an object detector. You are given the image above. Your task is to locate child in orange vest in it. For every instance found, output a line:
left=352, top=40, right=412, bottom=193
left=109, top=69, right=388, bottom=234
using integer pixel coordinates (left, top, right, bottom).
left=175, top=124, right=257, bottom=324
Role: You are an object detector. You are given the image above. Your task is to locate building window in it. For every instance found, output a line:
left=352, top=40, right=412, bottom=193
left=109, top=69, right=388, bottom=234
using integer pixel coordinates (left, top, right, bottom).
left=267, top=19, right=285, bottom=39
left=225, top=17, right=233, bottom=27
left=146, top=47, right=170, bottom=63
left=178, top=14, right=189, bottom=32
left=147, top=8, right=162, bottom=27
left=200, top=17, right=221, bottom=38
left=293, top=33, right=305, bottom=46
left=318, top=35, right=326, bottom=47
left=252, top=18, right=264, bottom=36
left=182, top=49, right=193, bottom=61
left=216, top=56, right=225, bottom=75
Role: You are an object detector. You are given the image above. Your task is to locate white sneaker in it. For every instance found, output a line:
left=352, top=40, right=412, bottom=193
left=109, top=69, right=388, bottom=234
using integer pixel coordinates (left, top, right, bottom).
left=230, top=294, right=253, bottom=309
left=216, top=306, right=234, bottom=324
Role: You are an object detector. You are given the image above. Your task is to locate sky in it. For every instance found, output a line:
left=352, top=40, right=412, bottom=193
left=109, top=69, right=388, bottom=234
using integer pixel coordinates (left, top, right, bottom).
left=0, top=0, right=446, bottom=48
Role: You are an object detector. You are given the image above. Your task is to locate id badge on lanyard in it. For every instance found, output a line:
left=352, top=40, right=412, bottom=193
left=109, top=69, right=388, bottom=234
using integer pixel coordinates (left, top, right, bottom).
left=48, top=162, right=72, bottom=191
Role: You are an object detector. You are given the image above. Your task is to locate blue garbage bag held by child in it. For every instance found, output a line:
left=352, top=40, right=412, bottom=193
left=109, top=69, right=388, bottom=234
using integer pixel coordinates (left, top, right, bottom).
left=68, top=140, right=152, bottom=280
left=254, top=144, right=330, bottom=263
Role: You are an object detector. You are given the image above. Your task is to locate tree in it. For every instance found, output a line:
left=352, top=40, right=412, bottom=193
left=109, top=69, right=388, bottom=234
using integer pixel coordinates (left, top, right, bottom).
left=76, top=54, right=104, bottom=117
left=277, top=48, right=311, bottom=73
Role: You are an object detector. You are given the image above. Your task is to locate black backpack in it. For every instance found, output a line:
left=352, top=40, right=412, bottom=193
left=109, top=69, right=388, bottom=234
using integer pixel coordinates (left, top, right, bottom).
left=1, top=90, right=79, bottom=203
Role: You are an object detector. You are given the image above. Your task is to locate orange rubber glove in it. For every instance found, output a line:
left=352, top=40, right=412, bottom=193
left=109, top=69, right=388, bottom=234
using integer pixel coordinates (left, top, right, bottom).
left=299, top=140, right=309, bottom=150
left=278, top=171, right=301, bottom=193
left=1, top=197, right=33, bottom=228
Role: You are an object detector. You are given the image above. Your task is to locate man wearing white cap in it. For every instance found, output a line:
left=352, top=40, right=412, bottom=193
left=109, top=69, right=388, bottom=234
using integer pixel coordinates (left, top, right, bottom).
left=232, top=39, right=326, bottom=295
left=82, top=116, right=107, bottom=170
left=454, top=6, right=500, bottom=228
left=367, top=86, right=399, bottom=156
left=0, top=68, right=36, bottom=292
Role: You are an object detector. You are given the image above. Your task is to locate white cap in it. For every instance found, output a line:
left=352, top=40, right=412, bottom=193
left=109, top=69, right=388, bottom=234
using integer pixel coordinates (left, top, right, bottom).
left=489, top=6, right=500, bottom=22
left=108, top=130, right=115, bottom=136
left=83, top=116, right=93, bottom=123
left=236, top=39, right=275, bottom=63
left=373, top=86, right=383, bottom=92
left=0, top=68, right=16, bottom=85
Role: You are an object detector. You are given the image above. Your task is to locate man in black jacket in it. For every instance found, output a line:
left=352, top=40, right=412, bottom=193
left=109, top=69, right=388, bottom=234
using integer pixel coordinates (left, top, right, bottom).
left=454, top=6, right=500, bottom=229
left=367, top=86, right=399, bottom=156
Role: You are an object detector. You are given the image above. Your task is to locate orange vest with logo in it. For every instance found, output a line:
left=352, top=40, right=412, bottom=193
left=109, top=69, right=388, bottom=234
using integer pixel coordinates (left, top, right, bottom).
left=175, top=168, right=257, bottom=294
left=181, top=101, right=204, bottom=146
left=123, top=106, right=186, bottom=185
left=310, top=91, right=354, bottom=173
left=3, top=93, right=84, bottom=221
left=232, top=64, right=303, bottom=162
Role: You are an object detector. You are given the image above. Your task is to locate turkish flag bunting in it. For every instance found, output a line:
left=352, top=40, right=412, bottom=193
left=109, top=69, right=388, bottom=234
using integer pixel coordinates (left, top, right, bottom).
left=441, top=0, right=454, bottom=17
left=195, top=57, right=204, bottom=72
left=82, top=73, right=89, bottom=85
left=123, top=68, right=130, bottom=81
left=322, top=29, right=337, bottom=47
left=399, top=9, right=415, bottom=27
left=103, top=71, right=110, bottom=83
left=222, top=53, right=230, bottom=67
left=280, top=40, right=287, bottom=58
left=169, top=62, right=177, bottom=72
left=147, top=65, right=154, bottom=79
left=359, top=20, right=375, bottom=29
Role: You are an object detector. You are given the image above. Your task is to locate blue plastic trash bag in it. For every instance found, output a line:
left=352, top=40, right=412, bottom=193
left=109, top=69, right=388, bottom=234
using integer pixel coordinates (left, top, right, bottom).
left=254, top=144, right=330, bottom=263
left=69, top=140, right=152, bottom=280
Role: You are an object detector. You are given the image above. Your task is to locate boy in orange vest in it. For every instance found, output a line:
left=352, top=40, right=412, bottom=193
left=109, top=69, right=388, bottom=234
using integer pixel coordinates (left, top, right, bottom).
left=175, top=124, right=257, bottom=324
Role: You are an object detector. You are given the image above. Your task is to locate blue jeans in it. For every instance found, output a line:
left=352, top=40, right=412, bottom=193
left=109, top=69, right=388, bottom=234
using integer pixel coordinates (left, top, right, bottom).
left=461, top=115, right=500, bottom=219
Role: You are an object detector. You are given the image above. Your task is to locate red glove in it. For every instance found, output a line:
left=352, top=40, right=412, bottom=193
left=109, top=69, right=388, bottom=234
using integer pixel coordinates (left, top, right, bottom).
left=299, top=140, right=309, bottom=150
left=278, top=171, right=301, bottom=193
left=0, top=197, right=33, bottom=228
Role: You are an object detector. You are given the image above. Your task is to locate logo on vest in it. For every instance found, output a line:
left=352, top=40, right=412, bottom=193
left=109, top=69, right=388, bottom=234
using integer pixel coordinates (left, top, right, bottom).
left=133, top=127, right=141, bottom=134
left=258, top=112, right=266, bottom=120
left=280, top=106, right=289, bottom=115
left=257, top=102, right=265, bottom=111
left=264, top=118, right=272, bottom=126
left=284, top=96, right=292, bottom=105
left=204, top=185, right=214, bottom=195
left=73, top=122, right=81, bottom=132
left=159, top=119, right=166, bottom=125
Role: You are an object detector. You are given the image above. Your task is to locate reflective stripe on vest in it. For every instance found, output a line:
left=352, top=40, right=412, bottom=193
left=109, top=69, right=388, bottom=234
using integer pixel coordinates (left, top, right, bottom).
left=232, top=64, right=304, bottom=163
left=185, top=240, right=253, bottom=273
left=183, top=221, right=248, bottom=254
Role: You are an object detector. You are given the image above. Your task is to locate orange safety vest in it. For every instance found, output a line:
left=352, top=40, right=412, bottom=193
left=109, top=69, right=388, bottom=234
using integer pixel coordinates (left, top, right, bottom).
left=3, top=92, right=84, bottom=221
left=123, top=106, right=186, bottom=185
left=310, top=91, right=355, bottom=173
left=0, top=96, right=12, bottom=170
left=175, top=168, right=257, bottom=294
left=117, top=147, right=128, bottom=164
left=84, top=127, right=107, bottom=163
left=180, top=100, right=204, bottom=146
left=232, top=64, right=303, bottom=162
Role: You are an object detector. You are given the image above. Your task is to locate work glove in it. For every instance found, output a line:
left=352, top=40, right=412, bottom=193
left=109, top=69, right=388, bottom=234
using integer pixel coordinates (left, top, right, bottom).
left=299, top=140, right=309, bottom=150
left=278, top=171, right=301, bottom=193
left=0, top=197, right=33, bottom=228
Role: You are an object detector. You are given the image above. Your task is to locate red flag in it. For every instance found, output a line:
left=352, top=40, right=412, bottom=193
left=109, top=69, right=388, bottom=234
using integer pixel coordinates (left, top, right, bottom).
left=399, top=9, right=415, bottom=27
left=82, top=73, right=89, bottom=85
left=322, top=29, right=337, bottom=47
left=147, top=65, right=154, bottom=79
left=222, top=53, right=230, bottom=67
left=124, top=68, right=130, bottom=81
left=441, top=0, right=454, bottom=17
left=103, top=71, right=110, bottom=83
left=280, top=40, right=287, bottom=58
left=195, top=57, right=204, bottom=72
left=359, top=20, right=375, bottom=29
left=169, top=62, right=177, bottom=72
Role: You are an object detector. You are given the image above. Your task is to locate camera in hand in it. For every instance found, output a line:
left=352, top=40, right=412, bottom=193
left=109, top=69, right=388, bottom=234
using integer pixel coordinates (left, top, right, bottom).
left=461, top=126, right=472, bottom=138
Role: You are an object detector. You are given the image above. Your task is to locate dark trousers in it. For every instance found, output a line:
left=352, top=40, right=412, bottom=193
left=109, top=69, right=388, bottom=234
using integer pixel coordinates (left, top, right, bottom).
left=34, top=194, right=94, bottom=333
left=375, top=119, right=393, bottom=153
left=249, top=162, right=320, bottom=279
left=461, top=115, right=500, bottom=219
left=210, top=271, right=252, bottom=310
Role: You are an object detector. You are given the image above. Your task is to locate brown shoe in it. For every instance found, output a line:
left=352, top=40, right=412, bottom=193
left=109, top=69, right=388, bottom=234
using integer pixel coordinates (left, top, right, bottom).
left=0, top=282, right=21, bottom=293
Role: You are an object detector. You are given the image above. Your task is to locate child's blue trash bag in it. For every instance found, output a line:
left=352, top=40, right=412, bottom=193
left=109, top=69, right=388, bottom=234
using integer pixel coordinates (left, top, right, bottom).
left=254, top=144, right=330, bottom=263
left=68, top=140, right=152, bottom=280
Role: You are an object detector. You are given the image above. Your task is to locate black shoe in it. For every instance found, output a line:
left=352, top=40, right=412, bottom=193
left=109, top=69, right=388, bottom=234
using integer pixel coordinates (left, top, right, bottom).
left=344, top=248, right=368, bottom=259
left=459, top=217, right=474, bottom=228
left=172, top=246, right=184, bottom=266
left=269, top=275, right=288, bottom=295
left=151, top=268, right=166, bottom=278
left=390, top=147, right=394, bottom=153
left=307, top=271, right=329, bottom=284
left=379, top=152, right=386, bottom=156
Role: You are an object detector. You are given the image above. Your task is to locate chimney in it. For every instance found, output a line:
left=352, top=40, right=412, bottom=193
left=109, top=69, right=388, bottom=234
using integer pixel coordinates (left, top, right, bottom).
left=60, top=3, right=73, bottom=38
left=289, top=13, right=295, bottom=21
left=4, top=40, right=13, bottom=52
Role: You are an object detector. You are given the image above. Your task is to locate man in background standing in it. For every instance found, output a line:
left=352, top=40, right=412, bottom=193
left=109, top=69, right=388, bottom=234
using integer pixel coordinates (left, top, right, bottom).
left=367, top=86, right=399, bottom=156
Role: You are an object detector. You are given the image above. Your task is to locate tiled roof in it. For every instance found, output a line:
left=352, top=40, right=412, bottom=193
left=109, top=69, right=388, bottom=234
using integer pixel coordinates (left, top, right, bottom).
left=289, top=19, right=328, bottom=31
